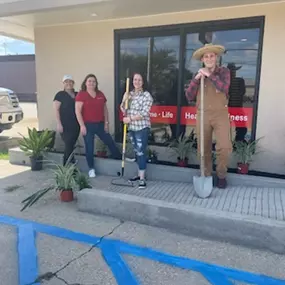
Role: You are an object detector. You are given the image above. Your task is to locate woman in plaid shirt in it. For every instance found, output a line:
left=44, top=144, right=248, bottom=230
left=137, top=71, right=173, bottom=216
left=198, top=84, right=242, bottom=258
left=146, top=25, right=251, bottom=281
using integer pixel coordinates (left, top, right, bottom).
left=120, top=73, right=153, bottom=189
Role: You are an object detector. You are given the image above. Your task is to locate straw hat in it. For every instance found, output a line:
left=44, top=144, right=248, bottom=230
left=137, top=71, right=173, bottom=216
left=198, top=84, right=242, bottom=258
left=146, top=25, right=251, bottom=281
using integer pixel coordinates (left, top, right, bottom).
left=193, top=43, right=225, bottom=60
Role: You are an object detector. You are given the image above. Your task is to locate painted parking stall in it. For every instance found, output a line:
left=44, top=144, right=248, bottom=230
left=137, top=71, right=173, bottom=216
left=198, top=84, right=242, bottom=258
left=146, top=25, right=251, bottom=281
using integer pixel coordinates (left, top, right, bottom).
left=0, top=215, right=284, bottom=285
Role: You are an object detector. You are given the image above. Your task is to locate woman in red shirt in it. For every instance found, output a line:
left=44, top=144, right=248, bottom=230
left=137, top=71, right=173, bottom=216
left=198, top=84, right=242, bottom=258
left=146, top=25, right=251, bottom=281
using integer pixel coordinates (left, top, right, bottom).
left=75, top=74, right=121, bottom=177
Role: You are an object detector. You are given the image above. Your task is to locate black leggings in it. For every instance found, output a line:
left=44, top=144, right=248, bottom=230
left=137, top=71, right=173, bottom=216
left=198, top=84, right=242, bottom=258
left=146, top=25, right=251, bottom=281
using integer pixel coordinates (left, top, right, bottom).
left=61, top=126, right=80, bottom=165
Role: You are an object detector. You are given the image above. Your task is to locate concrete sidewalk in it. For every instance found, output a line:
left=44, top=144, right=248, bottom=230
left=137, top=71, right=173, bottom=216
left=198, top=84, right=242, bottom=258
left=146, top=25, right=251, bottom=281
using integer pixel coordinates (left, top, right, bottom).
left=88, top=177, right=285, bottom=221
left=78, top=176, right=285, bottom=254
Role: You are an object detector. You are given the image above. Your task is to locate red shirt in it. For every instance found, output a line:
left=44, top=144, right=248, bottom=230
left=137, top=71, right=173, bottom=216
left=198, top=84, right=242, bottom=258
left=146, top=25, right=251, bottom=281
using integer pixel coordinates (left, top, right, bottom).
left=75, top=90, right=107, bottom=123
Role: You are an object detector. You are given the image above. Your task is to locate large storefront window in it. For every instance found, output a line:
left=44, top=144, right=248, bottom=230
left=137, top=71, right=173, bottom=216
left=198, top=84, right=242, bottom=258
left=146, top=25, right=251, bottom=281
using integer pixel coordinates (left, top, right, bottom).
left=115, top=17, right=263, bottom=163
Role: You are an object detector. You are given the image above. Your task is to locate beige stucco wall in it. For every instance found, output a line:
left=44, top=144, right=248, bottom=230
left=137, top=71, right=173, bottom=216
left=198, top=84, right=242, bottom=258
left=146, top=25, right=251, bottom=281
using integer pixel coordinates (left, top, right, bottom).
left=34, top=2, right=285, bottom=175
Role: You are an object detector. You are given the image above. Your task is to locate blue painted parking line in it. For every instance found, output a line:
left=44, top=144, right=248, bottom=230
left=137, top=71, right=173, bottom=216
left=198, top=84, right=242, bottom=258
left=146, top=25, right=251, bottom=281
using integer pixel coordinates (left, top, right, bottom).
left=102, top=243, right=140, bottom=285
left=17, top=224, right=39, bottom=285
left=0, top=215, right=284, bottom=285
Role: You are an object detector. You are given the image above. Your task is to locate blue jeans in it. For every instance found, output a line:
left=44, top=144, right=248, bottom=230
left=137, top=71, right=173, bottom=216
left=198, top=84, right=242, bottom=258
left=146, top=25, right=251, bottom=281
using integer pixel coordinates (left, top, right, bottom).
left=128, top=127, right=149, bottom=171
left=83, top=122, right=121, bottom=169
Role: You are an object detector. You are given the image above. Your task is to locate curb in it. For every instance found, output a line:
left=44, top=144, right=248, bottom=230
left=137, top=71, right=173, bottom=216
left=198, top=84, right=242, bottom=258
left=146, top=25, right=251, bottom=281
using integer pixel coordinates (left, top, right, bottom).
left=77, top=188, right=285, bottom=254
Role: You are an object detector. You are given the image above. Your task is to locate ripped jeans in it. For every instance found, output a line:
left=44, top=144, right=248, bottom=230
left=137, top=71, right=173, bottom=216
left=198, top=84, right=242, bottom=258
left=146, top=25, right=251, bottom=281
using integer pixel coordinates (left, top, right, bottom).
left=128, top=127, right=149, bottom=171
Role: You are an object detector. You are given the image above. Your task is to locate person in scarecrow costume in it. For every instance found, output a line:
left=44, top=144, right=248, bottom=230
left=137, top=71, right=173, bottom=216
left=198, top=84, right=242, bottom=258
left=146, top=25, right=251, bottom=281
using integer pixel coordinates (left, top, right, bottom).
left=186, top=43, right=232, bottom=189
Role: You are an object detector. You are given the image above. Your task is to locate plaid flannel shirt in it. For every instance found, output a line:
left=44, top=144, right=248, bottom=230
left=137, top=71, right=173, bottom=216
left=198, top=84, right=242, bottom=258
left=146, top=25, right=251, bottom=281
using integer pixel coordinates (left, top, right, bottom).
left=125, top=90, right=153, bottom=131
left=185, top=66, right=231, bottom=102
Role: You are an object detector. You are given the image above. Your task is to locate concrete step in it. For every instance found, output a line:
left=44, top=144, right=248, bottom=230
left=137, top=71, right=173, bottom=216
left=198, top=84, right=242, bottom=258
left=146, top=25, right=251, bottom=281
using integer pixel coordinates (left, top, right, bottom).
left=77, top=176, right=285, bottom=255
left=9, top=147, right=285, bottom=189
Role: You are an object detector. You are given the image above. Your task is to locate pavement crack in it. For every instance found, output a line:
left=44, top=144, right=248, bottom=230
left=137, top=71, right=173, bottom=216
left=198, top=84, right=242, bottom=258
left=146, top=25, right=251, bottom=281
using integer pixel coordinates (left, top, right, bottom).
left=54, top=273, right=99, bottom=285
left=25, top=220, right=124, bottom=285
left=54, top=273, right=98, bottom=285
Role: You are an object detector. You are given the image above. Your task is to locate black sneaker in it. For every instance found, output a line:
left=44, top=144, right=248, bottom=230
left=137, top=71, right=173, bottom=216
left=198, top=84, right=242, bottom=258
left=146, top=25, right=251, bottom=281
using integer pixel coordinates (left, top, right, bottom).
left=138, top=179, right=146, bottom=189
left=128, top=176, right=147, bottom=183
left=128, top=176, right=140, bottom=183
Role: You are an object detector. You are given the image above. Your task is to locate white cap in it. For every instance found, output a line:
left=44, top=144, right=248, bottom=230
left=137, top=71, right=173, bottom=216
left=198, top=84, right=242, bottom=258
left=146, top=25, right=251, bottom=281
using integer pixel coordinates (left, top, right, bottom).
left=62, top=75, right=74, bottom=82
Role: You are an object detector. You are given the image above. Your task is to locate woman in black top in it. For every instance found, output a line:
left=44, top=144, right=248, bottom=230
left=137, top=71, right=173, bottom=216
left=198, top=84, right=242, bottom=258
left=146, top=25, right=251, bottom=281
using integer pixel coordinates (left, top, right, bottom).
left=53, top=75, right=80, bottom=165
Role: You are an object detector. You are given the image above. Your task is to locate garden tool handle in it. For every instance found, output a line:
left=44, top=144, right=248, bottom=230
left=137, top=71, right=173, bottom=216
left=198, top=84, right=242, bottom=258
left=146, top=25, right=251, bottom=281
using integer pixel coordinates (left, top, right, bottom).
left=200, top=75, right=205, bottom=177
left=124, top=78, right=130, bottom=110
left=121, top=73, right=130, bottom=171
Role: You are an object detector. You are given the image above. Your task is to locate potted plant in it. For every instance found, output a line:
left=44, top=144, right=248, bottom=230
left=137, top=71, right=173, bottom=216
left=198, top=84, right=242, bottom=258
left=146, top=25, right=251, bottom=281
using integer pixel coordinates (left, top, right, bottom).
left=19, top=127, right=53, bottom=171
left=168, top=134, right=195, bottom=167
left=96, top=137, right=108, bottom=158
left=233, top=137, right=262, bottom=174
left=75, top=171, right=92, bottom=191
left=147, top=147, right=158, bottom=163
left=37, top=129, right=56, bottom=150
left=20, top=157, right=92, bottom=211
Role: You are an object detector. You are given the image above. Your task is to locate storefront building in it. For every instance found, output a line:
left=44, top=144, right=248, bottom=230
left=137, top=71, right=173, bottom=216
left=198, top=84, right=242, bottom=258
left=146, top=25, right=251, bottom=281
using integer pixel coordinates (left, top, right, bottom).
left=1, top=1, right=284, bottom=175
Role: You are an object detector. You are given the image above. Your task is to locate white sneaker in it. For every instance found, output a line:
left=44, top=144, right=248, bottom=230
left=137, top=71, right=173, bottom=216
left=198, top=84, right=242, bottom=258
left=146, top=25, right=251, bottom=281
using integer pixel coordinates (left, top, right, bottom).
left=125, top=157, right=136, bottom=162
left=88, top=169, right=96, bottom=178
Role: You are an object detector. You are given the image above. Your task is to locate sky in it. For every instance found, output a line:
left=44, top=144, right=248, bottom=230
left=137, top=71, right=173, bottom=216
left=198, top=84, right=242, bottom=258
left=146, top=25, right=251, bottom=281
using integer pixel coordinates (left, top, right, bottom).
left=0, top=35, right=35, bottom=55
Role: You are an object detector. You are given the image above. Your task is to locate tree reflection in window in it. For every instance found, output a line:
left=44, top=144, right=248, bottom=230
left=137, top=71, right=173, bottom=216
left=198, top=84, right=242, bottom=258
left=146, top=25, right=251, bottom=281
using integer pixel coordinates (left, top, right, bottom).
left=119, top=36, right=180, bottom=145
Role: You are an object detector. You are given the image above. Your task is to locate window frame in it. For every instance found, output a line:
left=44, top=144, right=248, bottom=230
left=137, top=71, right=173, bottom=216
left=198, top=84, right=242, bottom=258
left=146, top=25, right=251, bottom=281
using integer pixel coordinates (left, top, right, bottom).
left=114, top=16, right=265, bottom=144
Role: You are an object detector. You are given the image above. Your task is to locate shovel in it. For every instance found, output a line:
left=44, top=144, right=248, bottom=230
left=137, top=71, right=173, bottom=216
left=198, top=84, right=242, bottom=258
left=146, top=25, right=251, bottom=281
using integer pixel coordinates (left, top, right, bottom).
left=193, top=75, right=213, bottom=198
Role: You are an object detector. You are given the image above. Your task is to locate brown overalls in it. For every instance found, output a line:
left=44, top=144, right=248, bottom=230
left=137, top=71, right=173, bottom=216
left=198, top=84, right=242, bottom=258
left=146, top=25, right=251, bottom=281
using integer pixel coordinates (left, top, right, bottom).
left=195, top=77, right=232, bottom=179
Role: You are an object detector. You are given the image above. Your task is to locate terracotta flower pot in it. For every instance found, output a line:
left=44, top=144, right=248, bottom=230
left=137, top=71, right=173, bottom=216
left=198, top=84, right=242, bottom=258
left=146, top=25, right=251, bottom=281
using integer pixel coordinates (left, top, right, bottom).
left=237, top=162, right=249, bottom=174
left=60, top=190, right=74, bottom=202
left=177, top=157, right=188, bottom=167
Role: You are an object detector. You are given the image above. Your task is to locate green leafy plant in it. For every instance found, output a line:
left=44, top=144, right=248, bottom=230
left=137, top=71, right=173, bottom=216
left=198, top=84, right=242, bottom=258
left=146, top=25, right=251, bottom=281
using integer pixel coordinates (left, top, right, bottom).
left=20, top=154, right=92, bottom=211
left=0, top=151, right=9, bottom=160
left=75, top=171, right=92, bottom=191
left=21, top=185, right=55, bottom=212
left=168, top=134, right=196, bottom=161
left=19, top=128, right=53, bottom=158
left=54, top=163, right=77, bottom=190
left=233, top=137, right=263, bottom=164
left=37, top=129, right=56, bottom=150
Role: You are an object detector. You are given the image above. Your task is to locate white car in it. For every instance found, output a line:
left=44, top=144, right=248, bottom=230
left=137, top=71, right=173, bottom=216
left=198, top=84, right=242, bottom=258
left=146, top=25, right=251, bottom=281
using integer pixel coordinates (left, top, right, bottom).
left=0, top=87, right=23, bottom=133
